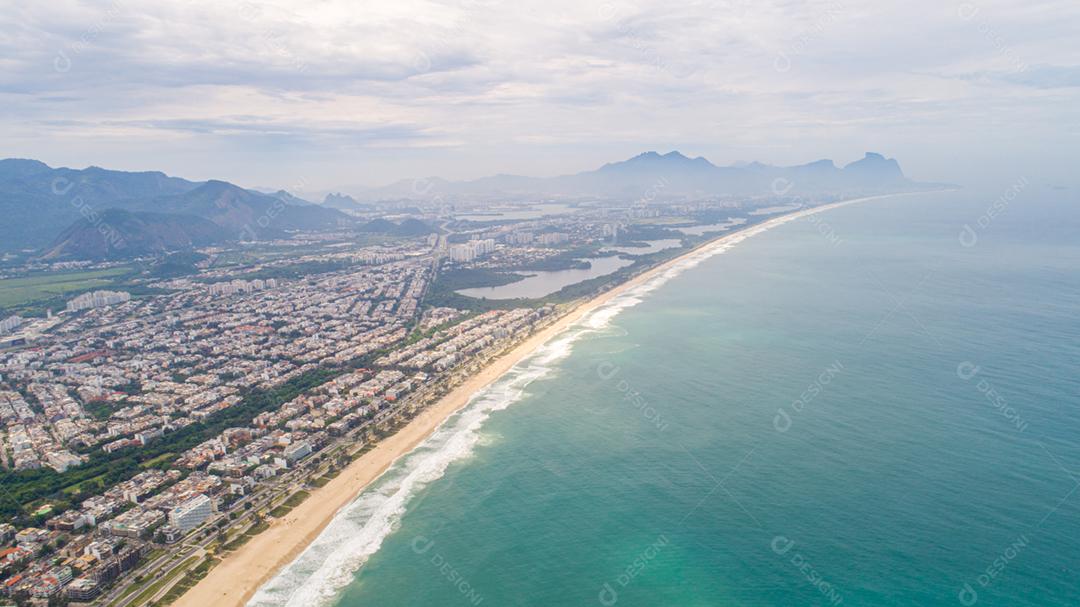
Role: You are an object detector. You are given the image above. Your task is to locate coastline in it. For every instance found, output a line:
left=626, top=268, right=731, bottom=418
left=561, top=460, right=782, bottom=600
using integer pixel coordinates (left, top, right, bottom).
left=172, top=191, right=912, bottom=607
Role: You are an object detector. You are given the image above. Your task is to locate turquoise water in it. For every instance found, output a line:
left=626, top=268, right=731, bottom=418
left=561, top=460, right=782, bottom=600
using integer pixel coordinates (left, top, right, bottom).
left=254, top=187, right=1080, bottom=606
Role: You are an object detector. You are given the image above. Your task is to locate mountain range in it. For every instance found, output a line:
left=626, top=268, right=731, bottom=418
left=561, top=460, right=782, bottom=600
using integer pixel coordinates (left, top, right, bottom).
left=0, top=159, right=352, bottom=258
left=322, top=192, right=373, bottom=212
left=352, top=151, right=928, bottom=201
left=0, top=151, right=930, bottom=260
left=41, top=210, right=230, bottom=261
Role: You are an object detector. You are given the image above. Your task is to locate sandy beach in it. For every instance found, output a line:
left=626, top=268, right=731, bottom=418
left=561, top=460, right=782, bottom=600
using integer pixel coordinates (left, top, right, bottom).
left=173, top=193, right=905, bottom=607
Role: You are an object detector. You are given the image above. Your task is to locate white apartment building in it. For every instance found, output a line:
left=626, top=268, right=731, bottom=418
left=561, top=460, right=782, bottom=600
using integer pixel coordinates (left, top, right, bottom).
left=65, top=290, right=131, bottom=312
left=167, top=494, right=213, bottom=534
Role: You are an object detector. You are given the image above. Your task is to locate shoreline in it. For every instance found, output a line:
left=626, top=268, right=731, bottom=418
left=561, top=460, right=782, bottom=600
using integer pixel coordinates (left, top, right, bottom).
left=173, top=191, right=913, bottom=607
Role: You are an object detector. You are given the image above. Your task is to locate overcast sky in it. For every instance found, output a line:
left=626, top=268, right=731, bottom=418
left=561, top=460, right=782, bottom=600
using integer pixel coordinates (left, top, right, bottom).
left=2, top=0, right=1078, bottom=193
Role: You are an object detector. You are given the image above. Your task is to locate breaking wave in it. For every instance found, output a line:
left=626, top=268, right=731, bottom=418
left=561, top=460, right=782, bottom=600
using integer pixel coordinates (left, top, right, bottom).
left=246, top=200, right=858, bottom=606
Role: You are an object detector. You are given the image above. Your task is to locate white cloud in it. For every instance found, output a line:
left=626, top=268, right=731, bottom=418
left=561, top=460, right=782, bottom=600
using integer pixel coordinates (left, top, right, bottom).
left=0, top=0, right=1077, bottom=188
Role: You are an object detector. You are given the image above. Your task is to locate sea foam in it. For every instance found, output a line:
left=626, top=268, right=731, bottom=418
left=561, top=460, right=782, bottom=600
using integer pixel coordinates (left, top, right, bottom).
left=247, top=202, right=844, bottom=606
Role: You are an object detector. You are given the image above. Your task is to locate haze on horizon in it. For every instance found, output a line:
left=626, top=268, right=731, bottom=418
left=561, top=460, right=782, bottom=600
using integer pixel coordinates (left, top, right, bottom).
left=3, top=0, right=1079, bottom=194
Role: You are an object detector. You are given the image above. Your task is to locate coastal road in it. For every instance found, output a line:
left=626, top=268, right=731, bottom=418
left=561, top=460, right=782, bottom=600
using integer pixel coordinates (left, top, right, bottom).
left=100, top=327, right=532, bottom=607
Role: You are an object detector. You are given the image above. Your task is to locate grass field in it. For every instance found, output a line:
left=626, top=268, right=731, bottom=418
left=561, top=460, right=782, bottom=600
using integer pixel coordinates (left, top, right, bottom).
left=269, top=489, right=311, bottom=518
left=158, top=556, right=220, bottom=605
left=139, top=452, right=175, bottom=469
left=61, top=472, right=108, bottom=496
left=0, top=267, right=131, bottom=309
left=222, top=519, right=271, bottom=551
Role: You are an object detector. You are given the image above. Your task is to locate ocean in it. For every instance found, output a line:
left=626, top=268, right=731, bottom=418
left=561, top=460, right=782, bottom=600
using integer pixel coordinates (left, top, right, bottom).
left=250, top=185, right=1080, bottom=607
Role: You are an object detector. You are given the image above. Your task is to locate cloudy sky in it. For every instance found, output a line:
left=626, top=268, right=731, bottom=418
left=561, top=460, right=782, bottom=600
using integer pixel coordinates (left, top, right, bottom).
left=2, top=0, right=1078, bottom=193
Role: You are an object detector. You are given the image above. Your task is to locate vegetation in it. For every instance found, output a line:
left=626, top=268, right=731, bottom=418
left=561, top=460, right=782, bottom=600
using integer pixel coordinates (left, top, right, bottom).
left=621, top=224, right=685, bottom=240
left=2, top=367, right=343, bottom=525
left=435, top=268, right=526, bottom=290
left=220, top=518, right=268, bottom=552
left=0, top=266, right=132, bottom=312
left=508, top=246, right=609, bottom=271
left=423, top=287, right=536, bottom=313
left=149, top=252, right=208, bottom=278
left=123, top=555, right=200, bottom=607
left=428, top=234, right=711, bottom=314
left=154, top=556, right=220, bottom=606
left=200, top=260, right=351, bottom=283
left=83, top=399, right=115, bottom=421
left=423, top=245, right=677, bottom=312
left=4, top=280, right=168, bottom=319
left=422, top=267, right=536, bottom=312
left=139, top=452, right=175, bottom=469
left=269, top=490, right=310, bottom=518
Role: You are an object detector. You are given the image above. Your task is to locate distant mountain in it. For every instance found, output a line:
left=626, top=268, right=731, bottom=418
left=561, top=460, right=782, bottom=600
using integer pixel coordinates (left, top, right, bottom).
left=0, top=159, right=199, bottom=201
left=357, top=151, right=926, bottom=201
left=268, top=190, right=315, bottom=206
left=0, top=160, right=353, bottom=257
left=149, top=180, right=352, bottom=239
left=0, top=159, right=201, bottom=252
left=1, top=152, right=931, bottom=258
left=322, top=192, right=373, bottom=212
left=841, top=152, right=907, bottom=185
left=41, top=210, right=229, bottom=260
left=0, top=159, right=53, bottom=180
